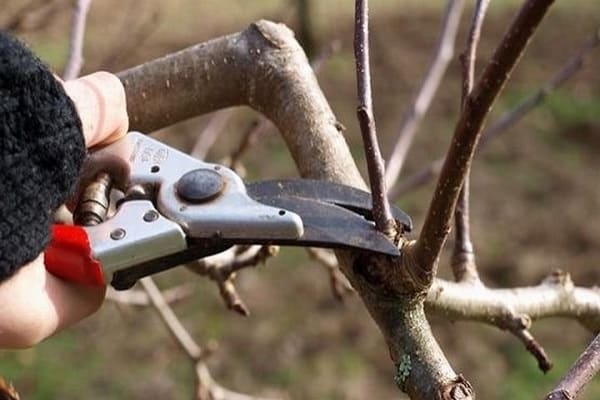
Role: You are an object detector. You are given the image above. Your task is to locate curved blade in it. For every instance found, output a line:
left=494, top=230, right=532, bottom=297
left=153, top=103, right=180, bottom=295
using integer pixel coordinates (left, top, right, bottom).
left=246, top=179, right=413, bottom=232
left=249, top=194, right=400, bottom=256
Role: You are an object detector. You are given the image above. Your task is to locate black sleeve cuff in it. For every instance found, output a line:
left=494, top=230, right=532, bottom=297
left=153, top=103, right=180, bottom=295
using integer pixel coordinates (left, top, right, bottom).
left=0, top=31, right=86, bottom=281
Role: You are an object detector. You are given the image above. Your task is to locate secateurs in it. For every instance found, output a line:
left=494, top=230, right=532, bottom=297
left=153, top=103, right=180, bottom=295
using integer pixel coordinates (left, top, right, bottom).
left=44, top=132, right=412, bottom=290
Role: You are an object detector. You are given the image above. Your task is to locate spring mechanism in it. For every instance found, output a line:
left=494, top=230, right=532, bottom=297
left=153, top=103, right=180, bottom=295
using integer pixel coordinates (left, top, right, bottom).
left=74, top=172, right=113, bottom=226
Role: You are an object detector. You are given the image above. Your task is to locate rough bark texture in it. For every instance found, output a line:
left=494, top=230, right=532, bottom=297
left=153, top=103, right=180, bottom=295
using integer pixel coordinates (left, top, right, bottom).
left=117, top=20, right=468, bottom=399
left=119, top=21, right=362, bottom=186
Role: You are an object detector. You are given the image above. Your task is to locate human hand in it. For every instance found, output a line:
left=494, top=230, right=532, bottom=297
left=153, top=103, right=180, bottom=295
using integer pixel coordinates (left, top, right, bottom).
left=0, top=72, right=129, bottom=349
left=62, top=71, right=129, bottom=147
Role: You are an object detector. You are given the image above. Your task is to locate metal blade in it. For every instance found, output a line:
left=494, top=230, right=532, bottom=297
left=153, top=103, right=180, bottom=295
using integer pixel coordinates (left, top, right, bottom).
left=110, top=240, right=232, bottom=290
left=246, top=179, right=412, bottom=232
left=248, top=194, right=400, bottom=256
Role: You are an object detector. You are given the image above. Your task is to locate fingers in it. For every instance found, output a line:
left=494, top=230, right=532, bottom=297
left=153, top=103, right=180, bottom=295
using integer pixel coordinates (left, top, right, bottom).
left=63, top=71, right=129, bottom=148
left=0, top=254, right=106, bottom=348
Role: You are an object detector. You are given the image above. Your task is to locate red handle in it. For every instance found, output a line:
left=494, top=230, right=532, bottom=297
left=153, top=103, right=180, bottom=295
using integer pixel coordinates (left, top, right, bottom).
left=44, top=225, right=105, bottom=286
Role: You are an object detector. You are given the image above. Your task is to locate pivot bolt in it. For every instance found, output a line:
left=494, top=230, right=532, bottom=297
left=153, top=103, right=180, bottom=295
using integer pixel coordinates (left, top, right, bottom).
left=177, top=168, right=225, bottom=203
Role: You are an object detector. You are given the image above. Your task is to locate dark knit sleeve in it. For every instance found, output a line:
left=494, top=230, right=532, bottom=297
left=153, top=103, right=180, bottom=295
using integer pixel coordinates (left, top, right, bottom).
left=0, top=31, right=86, bottom=281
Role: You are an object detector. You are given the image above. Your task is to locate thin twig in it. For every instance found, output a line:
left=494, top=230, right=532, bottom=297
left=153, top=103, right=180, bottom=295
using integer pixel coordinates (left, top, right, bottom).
left=512, top=327, right=552, bottom=373
left=140, top=277, right=204, bottom=360
left=494, top=312, right=553, bottom=373
left=187, top=246, right=279, bottom=316
left=460, top=0, right=490, bottom=103
left=413, top=0, right=556, bottom=278
left=100, top=7, right=160, bottom=70
left=311, top=40, right=342, bottom=74
left=140, top=277, right=273, bottom=400
left=390, top=28, right=598, bottom=200
left=63, top=0, right=92, bottom=80
left=2, top=0, right=64, bottom=33
left=384, top=0, right=465, bottom=188
left=191, top=109, right=235, bottom=160
left=479, top=27, right=600, bottom=147
left=545, top=334, right=600, bottom=400
left=106, top=284, right=194, bottom=306
left=354, top=0, right=395, bottom=236
left=307, top=248, right=355, bottom=301
left=228, top=118, right=273, bottom=175
left=452, top=0, right=490, bottom=283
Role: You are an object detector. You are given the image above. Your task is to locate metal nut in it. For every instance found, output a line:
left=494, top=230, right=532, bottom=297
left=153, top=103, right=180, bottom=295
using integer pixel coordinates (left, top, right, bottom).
left=110, top=228, right=126, bottom=240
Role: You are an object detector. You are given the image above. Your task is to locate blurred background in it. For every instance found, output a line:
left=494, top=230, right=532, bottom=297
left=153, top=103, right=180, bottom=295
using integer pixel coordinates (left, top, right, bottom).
left=1, top=0, right=599, bottom=398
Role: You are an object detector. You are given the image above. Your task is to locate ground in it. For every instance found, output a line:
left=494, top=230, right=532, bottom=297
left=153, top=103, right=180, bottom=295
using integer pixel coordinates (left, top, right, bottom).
left=1, top=0, right=599, bottom=399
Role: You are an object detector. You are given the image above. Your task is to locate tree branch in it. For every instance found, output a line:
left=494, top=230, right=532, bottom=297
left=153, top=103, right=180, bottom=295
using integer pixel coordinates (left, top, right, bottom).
left=390, top=28, right=599, bottom=199
left=427, top=272, right=600, bottom=333
left=354, top=0, right=395, bottom=236
left=413, top=0, right=556, bottom=280
left=106, top=284, right=194, bottom=306
left=63, top=0, right=92, bottom=80
left=451, top=0, right=490, bottom=284
left=99, top=6, right=160, bottom=71
left=384, top=0, right=465, bottom=187
left=545, top=334, right=600, bottom=400
left=113, top=19, right=495, bottom=399
left=2, top=0, right=64, bottom=34
left=191, top=109, right=235, bottom=160
left=479, top=27, right=600, bottom=148
left=140, top=277, right=275, bottom=400
left=140, top=277, right=205, bottom=360
left=187, top=245, right=279, bottom=316
left=118, top=21, right=364, bottom=186
left=307, top=248, right=355, bottom=301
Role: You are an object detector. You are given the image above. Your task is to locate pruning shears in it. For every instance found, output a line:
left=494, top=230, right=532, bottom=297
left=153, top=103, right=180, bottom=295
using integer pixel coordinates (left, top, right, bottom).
left=44, top=132, right=412, bottom=290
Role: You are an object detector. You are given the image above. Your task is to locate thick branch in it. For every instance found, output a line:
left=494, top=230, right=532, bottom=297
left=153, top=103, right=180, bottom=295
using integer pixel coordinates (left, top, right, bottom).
left=116, top=20, right=472, bottom=399
left=545, top=334, right=600, bottom=400
left=118, top=20, right=363, bottom=186
left=427, top=273, right=600, bottom=333
left=385, top=0, right=465, bottom=187
left=356, top=293, right=473, bottom=399
left=414, top=0, right=556, bottom=278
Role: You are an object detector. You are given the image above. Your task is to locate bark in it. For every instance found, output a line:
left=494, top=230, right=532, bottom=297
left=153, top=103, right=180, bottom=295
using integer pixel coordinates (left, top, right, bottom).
left=119, top=20, right=362, bottom=186
left=544, top=334, right=600, bottom=400
left=428, top=274, right=600, bottom=333
left=117, top=20, right=468, bottom=399
left=414, top=0, right=555, bottom=281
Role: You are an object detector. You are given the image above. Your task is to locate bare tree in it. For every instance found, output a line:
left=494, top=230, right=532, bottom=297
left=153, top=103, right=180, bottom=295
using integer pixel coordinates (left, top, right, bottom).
left=111, top=0, right=600, bottom=397
left=4, top=1, right=598, bottom=399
